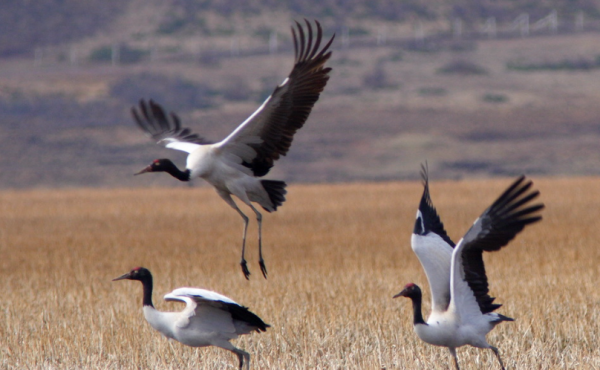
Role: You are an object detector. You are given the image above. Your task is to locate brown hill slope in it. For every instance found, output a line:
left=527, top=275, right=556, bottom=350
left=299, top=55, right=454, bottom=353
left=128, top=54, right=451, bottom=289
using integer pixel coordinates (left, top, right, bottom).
left=3, top=30, right=600, bottom=187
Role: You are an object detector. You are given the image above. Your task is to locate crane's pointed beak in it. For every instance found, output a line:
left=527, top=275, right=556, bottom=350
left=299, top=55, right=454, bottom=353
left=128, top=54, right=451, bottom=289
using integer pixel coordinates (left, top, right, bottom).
left=112, top=272, right=131, bottom=281
left=134, top=166, right=152, bottom=176
left=393, top=289, right=407, bottom=299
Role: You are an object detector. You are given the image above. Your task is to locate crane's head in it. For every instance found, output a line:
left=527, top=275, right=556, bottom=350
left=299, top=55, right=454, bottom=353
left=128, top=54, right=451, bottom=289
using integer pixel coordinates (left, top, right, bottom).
left=393, top=283, right=422, bottom=299
left=113, top=266, right=152, bottom=282
left=135, top=159, right=174, bottom=175
left=134, top=159, right=190, bottom=182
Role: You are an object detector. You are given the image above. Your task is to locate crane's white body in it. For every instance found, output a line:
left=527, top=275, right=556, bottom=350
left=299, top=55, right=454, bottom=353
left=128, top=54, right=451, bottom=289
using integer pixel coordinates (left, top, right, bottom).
left=113, top=266, right=270, bottom=370
left=176, top=143, right=275, bottom=213
left=142, top=288, right=251, bottom=351
left=411, top=232, right=500, bottom=350
left=413, top=310, right=498, bottom=349
left=396, top=169, right=543, bottom=370
left=132, top=21, right=334, bottom=278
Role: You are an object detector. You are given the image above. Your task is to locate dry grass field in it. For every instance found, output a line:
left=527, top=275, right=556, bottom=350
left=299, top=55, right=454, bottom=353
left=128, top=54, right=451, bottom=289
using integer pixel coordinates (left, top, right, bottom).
left=0, top=177, right=599, bottom=369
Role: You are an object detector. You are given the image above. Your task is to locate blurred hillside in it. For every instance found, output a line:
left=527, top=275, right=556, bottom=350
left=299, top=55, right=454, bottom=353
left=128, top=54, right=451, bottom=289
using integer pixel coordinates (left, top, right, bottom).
left=2, top=0, right=599, bottom=57
left=2, top=1, right=600, bottom=188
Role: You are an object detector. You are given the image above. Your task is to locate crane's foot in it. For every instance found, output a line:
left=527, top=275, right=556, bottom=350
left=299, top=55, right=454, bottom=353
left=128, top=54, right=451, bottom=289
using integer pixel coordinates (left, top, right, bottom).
left=240, top=260, right=251, bottom=280
left=259, top=259, right=268, bottom=279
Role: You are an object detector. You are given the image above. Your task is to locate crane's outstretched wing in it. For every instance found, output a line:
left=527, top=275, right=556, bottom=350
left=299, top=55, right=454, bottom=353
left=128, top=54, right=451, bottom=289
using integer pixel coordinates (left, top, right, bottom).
left=164, top=288, right=269, bottom=333
left=132, top=99, right=213, bottom=154
left=165, top=287, right=239, bottom=306
left=411, top=164, right=455, bottom=312
left=449, top=176, right=543, bottom=321
left=216, top=19, right=335, bottom=177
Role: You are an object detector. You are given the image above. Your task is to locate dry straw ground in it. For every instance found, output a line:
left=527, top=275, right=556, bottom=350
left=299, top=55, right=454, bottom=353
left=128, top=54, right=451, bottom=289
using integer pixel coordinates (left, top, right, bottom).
left=0, top=177, right=599, bottom=369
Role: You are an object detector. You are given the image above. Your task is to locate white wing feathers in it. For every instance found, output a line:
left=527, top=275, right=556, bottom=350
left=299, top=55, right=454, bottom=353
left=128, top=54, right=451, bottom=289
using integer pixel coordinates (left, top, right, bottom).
left=411, top=232, right=453, bottom=313
left=449, top=238, right=484, bottom=323
left=411, top=166, right=457, bottom=313
left=165, top=287, right=239, bottom=305
left=164, top=288, right=240, bottom=331
left=131, top=99, right=213, bottom=153
left=165, top=141, right=201, bottom=154
left=218, top=96, right=274, bottom=150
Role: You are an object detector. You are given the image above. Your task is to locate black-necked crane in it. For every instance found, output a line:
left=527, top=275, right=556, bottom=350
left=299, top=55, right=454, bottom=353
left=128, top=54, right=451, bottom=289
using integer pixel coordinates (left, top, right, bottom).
left=113, top=267, right=269, bottom=370
left=131, top=20, right=334, bottom=279
left=394, top=166, right=544, bottom=370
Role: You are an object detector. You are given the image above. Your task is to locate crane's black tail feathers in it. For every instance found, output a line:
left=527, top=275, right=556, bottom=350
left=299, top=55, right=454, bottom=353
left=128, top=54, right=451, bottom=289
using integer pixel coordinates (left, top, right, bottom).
left=491, top=313, right=514, bottom=327
left=261, top=180, right=287, bottom=212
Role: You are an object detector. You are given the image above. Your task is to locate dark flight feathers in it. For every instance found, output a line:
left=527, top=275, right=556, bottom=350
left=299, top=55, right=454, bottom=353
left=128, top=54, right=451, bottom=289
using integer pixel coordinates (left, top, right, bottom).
left=416, top=164, right=456, bottom=247
left=243, top=19, right=335, bottom=176
left=132, top=99, right=213, bottom=145
left=183, top=293, right=270, bottom=332
left=223, top=301, right=270, bottom=332
left=130, top=20, right=334, bottom=179
left=460, top=175, right=544, bottom=314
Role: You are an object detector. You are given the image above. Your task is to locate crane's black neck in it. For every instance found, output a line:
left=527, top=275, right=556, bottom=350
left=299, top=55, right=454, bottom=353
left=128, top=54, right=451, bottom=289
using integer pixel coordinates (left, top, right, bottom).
left=139, top=274, right=154, bottom=308
left=164, top=162, right=191, bottom=182
left=408, top=291, right=426, bottom=325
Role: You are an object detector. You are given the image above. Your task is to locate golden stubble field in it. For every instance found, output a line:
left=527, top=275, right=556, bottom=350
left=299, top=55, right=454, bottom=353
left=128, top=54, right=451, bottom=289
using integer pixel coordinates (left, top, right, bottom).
left=0, top=177, right=599, bottom=369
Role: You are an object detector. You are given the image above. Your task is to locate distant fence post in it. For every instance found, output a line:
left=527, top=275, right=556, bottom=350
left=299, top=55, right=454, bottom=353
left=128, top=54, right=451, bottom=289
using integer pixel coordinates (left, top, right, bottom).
left=111, top=43, right=120, bottom=66
left=575, top=11, right=584, bottom=32
left=549, top=10, right=558, bottom=34
left=341, top=26, right=350, bottom=49
left=453, top=18, right=463, bottom=39
left=532, top=10, right=558, bottom=34
left=150, top=41, right=158, bottom=63
left=34, top=47, right=43, bottom=67
left=377, top=28, right=386, bottom=45
left=512, top=13, right=530, bottom=37
left=481, top=17, right=497, bottom=38
left=193, top=44, right=200, bottom=63
left=230, top=37, right=239, bottom=57
left=69, top=45, right=78, bottom=66
left=414, top=21, right=425, bottom=45
left=269, top=31, right=278, bottom=54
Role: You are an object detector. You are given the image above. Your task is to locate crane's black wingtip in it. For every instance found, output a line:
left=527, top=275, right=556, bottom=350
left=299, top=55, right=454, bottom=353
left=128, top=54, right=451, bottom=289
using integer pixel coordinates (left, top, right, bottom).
left=303, top=18, right=313, bottom=29
left=131, top=105, right=140, bottom=120
left=420, top=162, right=429, bottom=187
left=414, top=163, right=455, bottom=246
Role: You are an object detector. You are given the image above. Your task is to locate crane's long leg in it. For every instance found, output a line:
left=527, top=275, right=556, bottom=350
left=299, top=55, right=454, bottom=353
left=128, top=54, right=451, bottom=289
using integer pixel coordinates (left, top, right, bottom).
left=231, top=348, right=250, bottom=370
left=236, top=351, right=243, bottom=370
left=248, top=203, right=267, bottom=278
left=217, top=190, right=251, bottom=279
left=449, top=347, right=460, bottom=370
left=490, top=346, right=506, bottom=370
